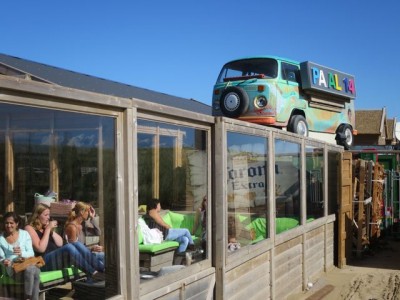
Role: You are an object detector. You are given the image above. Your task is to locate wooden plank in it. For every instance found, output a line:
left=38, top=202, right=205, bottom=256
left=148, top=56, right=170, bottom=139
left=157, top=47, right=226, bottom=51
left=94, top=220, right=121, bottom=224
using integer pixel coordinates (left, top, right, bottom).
left=338, top=151, right=353, bottom=268
left=357, top=160, right=366, bottom=257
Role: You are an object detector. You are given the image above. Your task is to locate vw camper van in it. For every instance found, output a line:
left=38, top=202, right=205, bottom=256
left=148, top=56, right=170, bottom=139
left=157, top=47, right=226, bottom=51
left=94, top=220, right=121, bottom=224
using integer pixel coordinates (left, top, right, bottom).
left=212, top=56, right=357, bottom=149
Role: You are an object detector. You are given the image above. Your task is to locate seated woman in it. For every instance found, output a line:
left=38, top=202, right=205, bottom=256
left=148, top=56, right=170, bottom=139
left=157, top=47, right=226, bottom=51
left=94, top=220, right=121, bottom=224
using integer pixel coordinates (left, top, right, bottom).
left=143, top=198, right=195, bottom=254
left=192, top=196, right=207, bottom=254
left=0, top=212, right=40, bottom=300
left=25, top=203, right=104, bottom=282
left=64, top=202, right=104, bottom=270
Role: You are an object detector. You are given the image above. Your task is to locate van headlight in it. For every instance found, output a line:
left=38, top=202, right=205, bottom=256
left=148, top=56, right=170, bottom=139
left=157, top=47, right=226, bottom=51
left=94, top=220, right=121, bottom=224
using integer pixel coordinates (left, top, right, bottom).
left=254, top=96, right=268, bottom=109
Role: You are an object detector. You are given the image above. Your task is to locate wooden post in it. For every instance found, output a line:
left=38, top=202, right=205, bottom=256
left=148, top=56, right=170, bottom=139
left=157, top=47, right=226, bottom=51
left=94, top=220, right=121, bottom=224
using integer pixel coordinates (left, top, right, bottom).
left=356, top=160, right=366, bottom=258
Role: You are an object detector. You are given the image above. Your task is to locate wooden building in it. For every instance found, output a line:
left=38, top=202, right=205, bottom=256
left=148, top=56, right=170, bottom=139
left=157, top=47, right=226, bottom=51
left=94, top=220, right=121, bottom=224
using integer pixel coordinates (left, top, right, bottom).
left=354, top=108, right=398, bottom=146
left=0, top=54, right=347, bottom=299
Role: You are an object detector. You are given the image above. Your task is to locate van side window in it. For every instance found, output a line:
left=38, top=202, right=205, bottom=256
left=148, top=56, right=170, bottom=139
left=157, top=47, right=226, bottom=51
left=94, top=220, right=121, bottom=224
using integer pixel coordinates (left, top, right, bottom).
left=281, top=63, right=300, bottom=83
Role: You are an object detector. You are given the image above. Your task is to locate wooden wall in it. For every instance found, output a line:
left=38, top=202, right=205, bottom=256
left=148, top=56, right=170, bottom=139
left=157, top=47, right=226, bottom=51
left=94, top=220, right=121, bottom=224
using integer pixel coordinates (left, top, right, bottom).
left=225, top=252, right=271, bottom=300
left=219, top=221, right=335, bottom=300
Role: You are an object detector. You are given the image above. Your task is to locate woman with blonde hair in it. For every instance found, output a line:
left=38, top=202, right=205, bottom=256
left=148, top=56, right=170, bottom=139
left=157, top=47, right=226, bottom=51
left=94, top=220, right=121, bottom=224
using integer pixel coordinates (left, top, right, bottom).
left=25, top=203, right=104, bottom=282
left=64, top=202, right=104, bottom=270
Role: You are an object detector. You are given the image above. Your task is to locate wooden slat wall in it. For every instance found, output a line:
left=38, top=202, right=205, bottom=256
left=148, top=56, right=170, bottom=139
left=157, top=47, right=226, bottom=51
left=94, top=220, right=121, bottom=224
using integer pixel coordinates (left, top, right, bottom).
left=274, top=237, right=303, bottom=299
left=305, top=227, right=325, bottom=281
left=225, top=252, right=270, bottom=300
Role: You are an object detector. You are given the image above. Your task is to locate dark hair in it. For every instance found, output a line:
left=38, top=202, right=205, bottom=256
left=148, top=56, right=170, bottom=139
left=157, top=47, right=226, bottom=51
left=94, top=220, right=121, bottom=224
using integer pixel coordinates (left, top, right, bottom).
left=147, top=198, right=160, bottom=211
left=2, top=211, right=20, bottom=229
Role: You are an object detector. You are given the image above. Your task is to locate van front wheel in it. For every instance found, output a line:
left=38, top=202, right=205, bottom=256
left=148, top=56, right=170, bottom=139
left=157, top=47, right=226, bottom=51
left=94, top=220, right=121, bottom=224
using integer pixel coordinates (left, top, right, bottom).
left=288, top=115, right=309, bottom=137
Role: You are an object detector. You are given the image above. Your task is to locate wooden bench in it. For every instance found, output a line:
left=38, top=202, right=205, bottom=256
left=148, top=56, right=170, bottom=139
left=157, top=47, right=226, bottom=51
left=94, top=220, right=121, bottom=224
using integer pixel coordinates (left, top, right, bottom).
left=138, top=226, right=179, bottom=271
left=0, top=265, right=86, bottom=300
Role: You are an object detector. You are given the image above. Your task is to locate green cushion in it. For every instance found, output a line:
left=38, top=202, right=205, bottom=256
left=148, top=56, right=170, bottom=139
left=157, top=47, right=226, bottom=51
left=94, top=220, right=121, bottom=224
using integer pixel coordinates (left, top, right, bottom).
left=39, top=267, right=83, bottom=283
left=139, top=240, right=179, bottom=254
left=138, top=222, right=144, bottom=244
left=0, top=266, right=84, bottom=286
left=0, top=274, right=20, bottom=285
left=276, top=217, right=299, bottom=233
left=249, top=218, right=267, bottom=239
left=163, top=211, right=196, bottom=232
left=162, top=212, right=172, bottom=227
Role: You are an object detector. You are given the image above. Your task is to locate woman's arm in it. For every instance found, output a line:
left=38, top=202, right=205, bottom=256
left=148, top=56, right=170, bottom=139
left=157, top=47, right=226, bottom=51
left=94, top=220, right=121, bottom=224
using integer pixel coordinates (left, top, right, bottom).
left=51, top=230, right=64, bottom=247
left=25, top=219, right=62, bottom=252
left=20, top=230, right=35, bottom=258
left=84, top=217, right=101, bottom=236
left=25, top=225, right=49, bottom=254
left=149, top=210, right=171, bottom=229
left=64, top=223, right=78, bottom=243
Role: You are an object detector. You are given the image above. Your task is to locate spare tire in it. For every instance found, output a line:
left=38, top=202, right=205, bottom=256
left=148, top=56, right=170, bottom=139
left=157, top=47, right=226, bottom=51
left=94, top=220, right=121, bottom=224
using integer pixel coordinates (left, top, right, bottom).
left=219, top=86, right=249, bottom=118
left=336, top=124, right=353, bottom=150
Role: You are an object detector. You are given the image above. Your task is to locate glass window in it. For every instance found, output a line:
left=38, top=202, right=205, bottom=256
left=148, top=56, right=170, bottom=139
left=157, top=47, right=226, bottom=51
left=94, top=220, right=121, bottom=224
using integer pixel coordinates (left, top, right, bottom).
left=0, top=134, right=4, bottom=209
left=328, top=151, right=341, bottom=215
left=275, top=139, right=300, bottom=233
left=0, top=103, right=117, bottom=298
left=217, top=58, right=278, bottom=83
left=306, top=146, right=324, bottom=220
left=226, top=132, right=268, bottom=252
left=281, top=62, right=300, bottom=83
left=137, top=119, right=208, bottom=274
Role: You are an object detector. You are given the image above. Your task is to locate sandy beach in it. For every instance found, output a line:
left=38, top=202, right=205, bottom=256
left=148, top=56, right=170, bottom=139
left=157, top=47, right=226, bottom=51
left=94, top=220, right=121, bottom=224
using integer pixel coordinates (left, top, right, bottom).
left=288, top=235, right=400, bottom=300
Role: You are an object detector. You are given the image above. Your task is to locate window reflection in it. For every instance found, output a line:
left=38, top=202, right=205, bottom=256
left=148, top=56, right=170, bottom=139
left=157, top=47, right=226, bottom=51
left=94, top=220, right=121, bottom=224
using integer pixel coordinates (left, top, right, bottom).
left=328, top=151, right=341, bottom=215
left=226, top=132, right=268, bottom=252
left=306, top=146, right=324, bottom=219
left=0, top=103, right=117, bottom=298
left=137, top=119, right=208, bottom=278
left=275, top=139, right=300, bottom=233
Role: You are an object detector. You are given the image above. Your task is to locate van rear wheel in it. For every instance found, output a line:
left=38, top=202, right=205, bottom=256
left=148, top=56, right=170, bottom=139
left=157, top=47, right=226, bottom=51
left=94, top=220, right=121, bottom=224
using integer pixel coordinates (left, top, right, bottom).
left=288, top=115, right=308, bottom=137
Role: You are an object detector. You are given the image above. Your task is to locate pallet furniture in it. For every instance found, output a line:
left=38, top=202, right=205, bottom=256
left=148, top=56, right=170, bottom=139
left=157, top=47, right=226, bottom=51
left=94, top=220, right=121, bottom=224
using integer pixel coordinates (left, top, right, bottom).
left=0, top=265, right=86, bottom=300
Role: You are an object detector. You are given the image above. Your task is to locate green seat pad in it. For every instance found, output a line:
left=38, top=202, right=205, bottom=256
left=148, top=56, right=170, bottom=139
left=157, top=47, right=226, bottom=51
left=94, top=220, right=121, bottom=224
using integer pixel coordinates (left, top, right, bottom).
left=0, top=266, right=84, bottom=286
left=40, top=267, right=84, bottom=283
left=139, top=241, right=179, bottom=254
left=163, top=211, right=195, bottom=232
left=276, top=217, right=300, bottom=233
left=138, top=222, right=144, bottom=244
left=0, top=275, right=21, bottom=285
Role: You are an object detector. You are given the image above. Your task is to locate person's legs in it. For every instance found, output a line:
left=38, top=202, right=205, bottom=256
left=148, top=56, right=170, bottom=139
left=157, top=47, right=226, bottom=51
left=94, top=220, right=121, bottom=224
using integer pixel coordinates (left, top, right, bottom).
left=22, top=265, right=40, bottom=300
left=166, top=228, right=194, bottom=253
left=71, top=242, right=105, bottom=272
left=42, top=247, right=65, bottom=271
left=43, top=244, right=96, bottom=275
left=92, top=251, right=105, bottom=270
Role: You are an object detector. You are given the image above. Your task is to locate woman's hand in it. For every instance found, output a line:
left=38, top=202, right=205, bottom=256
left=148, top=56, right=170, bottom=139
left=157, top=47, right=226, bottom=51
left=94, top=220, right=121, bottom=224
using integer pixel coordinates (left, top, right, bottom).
left=3, top=259, right=11, bottom=267
left=91, top=245, right=103, bottom=252
left=45, top=220, right=58, bottom=231
left=13, top=246, right=22, bottom=256
left=89, top=206, right=96, bottom=219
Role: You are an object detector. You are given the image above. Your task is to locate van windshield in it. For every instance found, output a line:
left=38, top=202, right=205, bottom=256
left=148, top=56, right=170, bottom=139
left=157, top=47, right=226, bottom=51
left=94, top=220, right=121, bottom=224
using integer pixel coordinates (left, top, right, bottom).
left=217, top=58, right=278, bottom=83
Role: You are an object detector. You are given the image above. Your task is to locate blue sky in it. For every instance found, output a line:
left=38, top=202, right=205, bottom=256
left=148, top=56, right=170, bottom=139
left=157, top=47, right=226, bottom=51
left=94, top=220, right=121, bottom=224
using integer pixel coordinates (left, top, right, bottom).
left=2, top=1, right=400, bottom=121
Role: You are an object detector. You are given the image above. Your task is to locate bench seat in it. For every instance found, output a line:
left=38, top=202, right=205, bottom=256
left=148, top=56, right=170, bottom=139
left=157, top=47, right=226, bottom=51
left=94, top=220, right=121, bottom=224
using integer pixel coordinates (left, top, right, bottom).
left=0, top=265, right=86, bottom=299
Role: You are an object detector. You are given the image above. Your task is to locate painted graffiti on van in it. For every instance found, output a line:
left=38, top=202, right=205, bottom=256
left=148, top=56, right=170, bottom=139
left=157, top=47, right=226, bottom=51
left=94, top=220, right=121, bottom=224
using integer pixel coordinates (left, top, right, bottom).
left=212, top=56, right=357, bottom=149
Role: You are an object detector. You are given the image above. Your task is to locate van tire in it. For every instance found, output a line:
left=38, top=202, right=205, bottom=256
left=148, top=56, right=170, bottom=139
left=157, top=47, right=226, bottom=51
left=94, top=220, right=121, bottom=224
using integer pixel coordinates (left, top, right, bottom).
left=219, top=87, right=249, bottom=118
left=288, top=115, right=308, bottom=137
left=336, top=124, right=353, bottom=150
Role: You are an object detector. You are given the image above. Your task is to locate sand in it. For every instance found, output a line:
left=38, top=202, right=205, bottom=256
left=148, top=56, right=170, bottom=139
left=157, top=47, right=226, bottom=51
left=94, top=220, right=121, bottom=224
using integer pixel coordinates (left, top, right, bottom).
left=288, top=236, right=400, bottom=300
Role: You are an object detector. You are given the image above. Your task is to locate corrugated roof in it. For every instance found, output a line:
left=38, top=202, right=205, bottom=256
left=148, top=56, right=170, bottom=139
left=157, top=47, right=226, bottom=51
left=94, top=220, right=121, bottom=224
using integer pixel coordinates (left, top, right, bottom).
left=0, top=53, right=211, bottom=115
left=355, top=109, right=385, bottom=134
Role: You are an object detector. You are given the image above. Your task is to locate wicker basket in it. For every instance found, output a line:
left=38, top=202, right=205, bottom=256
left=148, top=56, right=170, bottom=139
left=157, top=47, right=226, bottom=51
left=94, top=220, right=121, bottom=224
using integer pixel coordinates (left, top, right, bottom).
left=50, top=201, right=76, bottom=216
